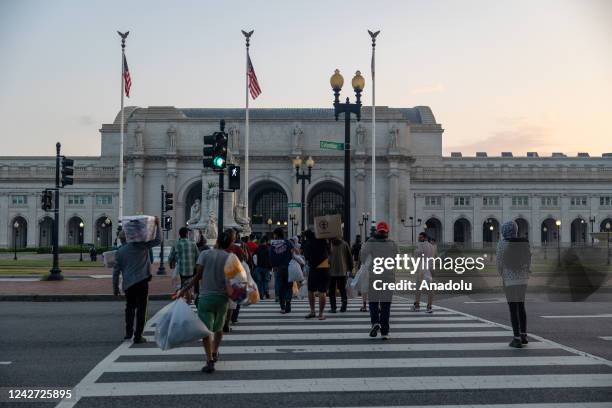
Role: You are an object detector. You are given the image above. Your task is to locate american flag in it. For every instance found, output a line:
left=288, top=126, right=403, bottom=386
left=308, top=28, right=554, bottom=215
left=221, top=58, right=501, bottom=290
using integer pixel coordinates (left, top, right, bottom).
left=247, top=53, right=261, bottom=99
left=123, top=54, right=132, bottom=98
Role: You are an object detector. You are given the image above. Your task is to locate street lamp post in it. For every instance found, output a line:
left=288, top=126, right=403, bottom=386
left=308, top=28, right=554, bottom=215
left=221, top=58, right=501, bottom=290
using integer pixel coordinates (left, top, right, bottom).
left=13, top=221, right=19, bottom=261
left=606, top=222, right=611, bottom=265
left=361, top=212, right=369, bottom=240
left=400, top=217, right=422, bottom=244
left=543, top=226, right=548, bottom=260
left=267, top=218, right=273, bottom=235
left=79, top=221, right=84, bottom=262
left=289, top=213, right=296, bottom=237
left=589, top=216, right=596, bottom=246
left=293, top=156, right=314, bottom=233
left=330, top=69, right=364, bottom=244
left=555, top=220, right=561, bottom=267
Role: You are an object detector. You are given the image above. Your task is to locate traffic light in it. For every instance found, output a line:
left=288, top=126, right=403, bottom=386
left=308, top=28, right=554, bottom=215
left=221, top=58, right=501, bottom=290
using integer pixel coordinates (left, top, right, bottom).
left=164, top=192, right=173, bottom=212
left=41, top=189, right=53, bottom=211
left=61, top=157, right=74, bottom=187
left=203, top=133, right=216, bottom=169
left=164, top=215, right=173, bottom=231
left=213, top=131, right=228, bottom=170
left=228, top=165, right=240, bottom=190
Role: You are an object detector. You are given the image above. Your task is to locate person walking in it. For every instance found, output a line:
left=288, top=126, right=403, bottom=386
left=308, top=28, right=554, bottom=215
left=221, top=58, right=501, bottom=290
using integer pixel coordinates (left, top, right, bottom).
left=269, top=227, right=295, bottom=313
left=411, top=232, right=435, bottom=313
left=112, top=217, right=161, bottom=344
left=178, top=230, right=238, bottom=373
left=168, top=227, right=199, bottom=303
left=497, top=220, right=531, bottom=348
left=328, top=237, right=353, bottom=313
left=196, top=235, right=210, bottom=252
left=253, top=236, right=272, bottom=299
left=359, top=221, right=398, bottom=340
left=303, top=229, right=330, bottom=320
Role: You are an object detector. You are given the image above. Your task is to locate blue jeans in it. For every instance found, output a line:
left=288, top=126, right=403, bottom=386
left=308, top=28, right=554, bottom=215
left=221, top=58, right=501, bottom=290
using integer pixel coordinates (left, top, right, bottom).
left=369, top=301, right=391, bottom=335
left=253, top=267, right=270, bottom=298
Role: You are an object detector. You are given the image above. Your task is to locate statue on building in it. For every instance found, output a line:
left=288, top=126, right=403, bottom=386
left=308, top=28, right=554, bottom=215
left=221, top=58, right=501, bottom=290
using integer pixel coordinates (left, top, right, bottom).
left=233, top=202, right=251, bottom=235
left=292, top=123, right=304, bottom=151
left=356, top=124, right=366, bottom=147
left=134, top=125, right=144, bottom=151
left=388, top=125, right=399, bottom=149
left=204, top=210, right=218, bottom=240
left=167, top=126, right=177, bottom=152
left=228, top=125, right=240, bottom=152
left=187, top=199, right=201, bottom=225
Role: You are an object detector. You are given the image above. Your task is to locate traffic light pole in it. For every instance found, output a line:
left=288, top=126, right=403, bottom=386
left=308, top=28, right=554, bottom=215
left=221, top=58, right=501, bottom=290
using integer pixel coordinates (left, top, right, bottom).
left=157, top=184, right=166, bottom=275
left=218, top=170, right=224, bottom=235
left=48, top=143, right=63, bottom=280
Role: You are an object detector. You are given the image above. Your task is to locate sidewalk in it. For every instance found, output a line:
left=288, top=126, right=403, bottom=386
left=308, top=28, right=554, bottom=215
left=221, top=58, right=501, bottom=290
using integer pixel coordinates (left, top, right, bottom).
left=0, top=263, right=175, bottom=301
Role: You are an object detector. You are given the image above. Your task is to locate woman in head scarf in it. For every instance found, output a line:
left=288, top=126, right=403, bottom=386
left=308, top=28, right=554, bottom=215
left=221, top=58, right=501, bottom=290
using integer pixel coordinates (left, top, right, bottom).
left=496, top=220, right=531, bottom=348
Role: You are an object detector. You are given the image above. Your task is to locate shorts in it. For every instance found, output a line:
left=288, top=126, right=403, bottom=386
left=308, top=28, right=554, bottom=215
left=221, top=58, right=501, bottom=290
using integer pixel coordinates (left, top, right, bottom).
left=416, top=270, right=433, bottom=289
left=197, top=294, right=229, bottom=333
left=307, top=267, right=330, bottom=293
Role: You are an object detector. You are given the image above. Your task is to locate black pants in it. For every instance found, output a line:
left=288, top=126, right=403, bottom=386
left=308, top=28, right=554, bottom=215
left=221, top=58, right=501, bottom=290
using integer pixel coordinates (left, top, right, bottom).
left=504, top=284, right=527, bottom=337
left=124, top=279, right=149, bottom=339
left=328, top=276, right=347, bottom=310
left=369, top=301, right=391, bottom=335
left=277, top=266, right=292, bottom=311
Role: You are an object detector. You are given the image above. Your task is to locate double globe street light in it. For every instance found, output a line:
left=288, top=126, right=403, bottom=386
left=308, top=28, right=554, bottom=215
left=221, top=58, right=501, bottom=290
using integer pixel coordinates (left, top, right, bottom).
left=330, top=69, right=364, bottom=243
left=293, top=155, right=315, bottom=234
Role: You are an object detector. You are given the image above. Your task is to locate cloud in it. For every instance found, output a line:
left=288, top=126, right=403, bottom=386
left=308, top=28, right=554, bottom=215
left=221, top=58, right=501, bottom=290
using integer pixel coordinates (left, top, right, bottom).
left=76, top=115, right=95, bottom=126
left=446, top=120, right=565, bottom=155
left=410, top=83, right=446, bottom=95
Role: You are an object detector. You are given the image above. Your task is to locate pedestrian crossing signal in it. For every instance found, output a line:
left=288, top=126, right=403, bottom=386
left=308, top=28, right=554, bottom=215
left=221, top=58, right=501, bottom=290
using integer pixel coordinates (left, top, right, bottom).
left=163, top=215, right=173, bottom=231
left=228, top=165, right=240, bottom=190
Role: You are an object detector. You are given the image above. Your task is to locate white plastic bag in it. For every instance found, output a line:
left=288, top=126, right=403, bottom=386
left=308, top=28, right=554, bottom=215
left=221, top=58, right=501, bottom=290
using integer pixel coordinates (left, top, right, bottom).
left=346, top=277, right=358, bottom=298
left=352, top=256, right=371, bottom=290
left=155, top=298, right=212, bottom=351
left=288, top=259, right=304, bottom=282
left=102, top=250, right=117, bottom=268
left=121, top=215, right=156, bottom=243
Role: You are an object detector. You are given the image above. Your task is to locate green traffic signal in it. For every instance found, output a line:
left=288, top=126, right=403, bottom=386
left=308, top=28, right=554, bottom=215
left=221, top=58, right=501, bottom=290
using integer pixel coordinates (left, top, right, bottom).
left=213, top=156, right=226, bottom=169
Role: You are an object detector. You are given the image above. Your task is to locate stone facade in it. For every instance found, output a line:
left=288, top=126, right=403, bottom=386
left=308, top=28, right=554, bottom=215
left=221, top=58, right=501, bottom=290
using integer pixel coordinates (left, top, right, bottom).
left=1, top=105, right=611, bottom=248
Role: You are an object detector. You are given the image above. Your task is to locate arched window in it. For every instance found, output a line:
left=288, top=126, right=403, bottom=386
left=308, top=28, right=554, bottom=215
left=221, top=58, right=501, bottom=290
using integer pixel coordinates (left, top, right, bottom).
left=250, top=183, right=288, bottom=226
left=39, top=217, right=53, bottom=247
left=453, top=218, right=471, bottom=244
left=11, top=216, right=28, bottom=249
left=483, top=218, right=500, bottom=245
left=67, top=216, right=84, bottom=246
left=424, top=218, right=442, bottom=243
left=307, top=182, right=344, bottom=224
left=96, top=217, right=113, bottom=248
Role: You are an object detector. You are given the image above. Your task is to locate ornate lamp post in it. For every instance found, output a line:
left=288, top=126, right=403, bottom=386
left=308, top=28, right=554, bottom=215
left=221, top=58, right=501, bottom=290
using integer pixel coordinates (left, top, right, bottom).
left=401, top=216, right=422, bottom=244
left=589, top=216, right=596, bottom=246
left=79, top=221, right=84, bottom=262
left=361, top=212, right=369, bottom=240
left=289, top=213, right=297, bottom=237
left=13, top=221, right=19, bottom=261
left=605, top=222, right=611, bottom=265
left=267, top=218, right=273, bottom=234
left=330, top=69, right=364, bottom=243
left=293, top=156, right=314, bottom=233
left=555, top=219, right=561, bottom=266
left=543, top=226, right=548, bottom=260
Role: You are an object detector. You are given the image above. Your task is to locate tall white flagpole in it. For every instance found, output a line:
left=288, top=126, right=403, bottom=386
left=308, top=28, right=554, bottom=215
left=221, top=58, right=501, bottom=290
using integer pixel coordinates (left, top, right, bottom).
left=368, top=30, right=380, bottom=232
left=242, top=30, right=253, bottom=220
left=117, top=31, right=129, bottom=224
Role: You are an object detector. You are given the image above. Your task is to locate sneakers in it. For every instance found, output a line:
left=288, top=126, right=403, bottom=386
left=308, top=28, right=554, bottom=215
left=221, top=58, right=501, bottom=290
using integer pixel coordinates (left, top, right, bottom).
left=369, top=323, right=380, bottom=338
left=340, top=304, right=347, bottom=313
left=425, top=307, right=433, bottom=314
left=509, top=338, right=523, bottom=348
left=521, top=334, right=529, bottom=345
left=202, top=360, right=215, bottom=373
left=411, top=303, right=421, bottom=312
left=329, top=309, right=337, bottom=314
left=133, top=337, right=147, bottom=344
left=123, top=333, right=133, bottom=340
left=381, top=334, right=390, bottom=340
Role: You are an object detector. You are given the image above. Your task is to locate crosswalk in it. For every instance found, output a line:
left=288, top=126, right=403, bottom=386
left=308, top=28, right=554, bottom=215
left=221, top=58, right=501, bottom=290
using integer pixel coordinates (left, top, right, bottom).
left=57, top=299, right=612, bottom=408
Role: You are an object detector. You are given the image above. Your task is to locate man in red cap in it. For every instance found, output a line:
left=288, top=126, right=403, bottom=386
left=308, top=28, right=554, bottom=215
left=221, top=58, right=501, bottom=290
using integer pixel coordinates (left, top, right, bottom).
left=357, top=221, right=399, bottom=340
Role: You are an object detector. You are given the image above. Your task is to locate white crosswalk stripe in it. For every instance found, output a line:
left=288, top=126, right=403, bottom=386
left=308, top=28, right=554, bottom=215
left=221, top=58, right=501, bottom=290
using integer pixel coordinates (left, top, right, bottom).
left=57, top=299, right=612, bottom=408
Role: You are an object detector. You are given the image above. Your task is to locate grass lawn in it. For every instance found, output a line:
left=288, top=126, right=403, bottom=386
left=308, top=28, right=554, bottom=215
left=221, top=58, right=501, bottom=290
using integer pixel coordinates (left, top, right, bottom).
left=0, top=259, right=105, bottom=275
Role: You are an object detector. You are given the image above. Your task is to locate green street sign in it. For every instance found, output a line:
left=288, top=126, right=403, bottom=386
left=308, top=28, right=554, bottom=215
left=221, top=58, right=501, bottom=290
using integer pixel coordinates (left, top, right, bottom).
left=320, top=140, right=344, bottom=150
left=288, top=202, right=302, bottom=208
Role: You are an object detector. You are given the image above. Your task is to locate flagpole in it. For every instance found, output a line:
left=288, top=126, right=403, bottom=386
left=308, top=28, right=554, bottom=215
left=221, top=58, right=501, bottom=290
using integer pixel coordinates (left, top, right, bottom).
left=117, top=31, right=129, bottom=225
left=242, top=30, right=253, bottom=221
left=368, top=30, right=379, bottom=234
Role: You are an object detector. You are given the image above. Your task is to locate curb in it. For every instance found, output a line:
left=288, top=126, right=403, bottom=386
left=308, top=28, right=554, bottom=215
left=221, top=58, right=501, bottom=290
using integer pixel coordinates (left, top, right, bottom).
left=0, top=294, right=174, bottom=302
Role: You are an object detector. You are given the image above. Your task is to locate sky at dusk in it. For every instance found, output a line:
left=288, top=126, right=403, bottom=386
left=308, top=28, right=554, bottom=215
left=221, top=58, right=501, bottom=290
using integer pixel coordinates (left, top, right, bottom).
left=0, top=0, right=611, bottom=157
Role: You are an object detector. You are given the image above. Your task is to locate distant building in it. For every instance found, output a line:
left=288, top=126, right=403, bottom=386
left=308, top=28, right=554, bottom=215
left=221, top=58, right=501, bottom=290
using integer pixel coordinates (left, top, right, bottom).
left=1, top=105, right=611, bottom=248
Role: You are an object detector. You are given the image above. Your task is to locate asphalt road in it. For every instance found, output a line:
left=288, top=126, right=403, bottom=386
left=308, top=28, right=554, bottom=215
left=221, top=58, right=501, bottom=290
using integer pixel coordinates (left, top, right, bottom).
left=1, top=297, right=611, bottom=408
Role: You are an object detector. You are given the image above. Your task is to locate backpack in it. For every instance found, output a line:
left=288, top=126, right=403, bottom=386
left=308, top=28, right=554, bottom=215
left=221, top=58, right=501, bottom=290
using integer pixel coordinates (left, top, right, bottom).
left=269, top=239, right=293, bottom=268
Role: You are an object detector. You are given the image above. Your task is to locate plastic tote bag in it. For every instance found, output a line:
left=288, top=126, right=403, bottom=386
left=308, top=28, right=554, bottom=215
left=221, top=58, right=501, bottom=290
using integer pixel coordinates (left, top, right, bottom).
left=288, top=259, right=304, bottom=282
left=346, top=277, right=358, bottom=298
left=155, top=298, right=212, bottom=351
left=121, top=215, right=156, bottom=243
left=351, top=255, right=371, bottom=292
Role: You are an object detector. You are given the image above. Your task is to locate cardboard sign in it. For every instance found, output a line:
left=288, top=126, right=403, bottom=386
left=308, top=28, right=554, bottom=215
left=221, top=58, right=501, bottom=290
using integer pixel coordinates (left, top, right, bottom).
left=314, top=214, right=342, bottom=239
